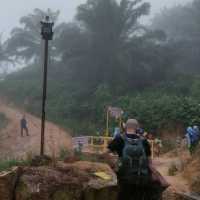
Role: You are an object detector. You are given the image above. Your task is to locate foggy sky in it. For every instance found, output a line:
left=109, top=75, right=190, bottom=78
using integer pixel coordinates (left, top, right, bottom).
left=1, top=0, right=192, bottom=38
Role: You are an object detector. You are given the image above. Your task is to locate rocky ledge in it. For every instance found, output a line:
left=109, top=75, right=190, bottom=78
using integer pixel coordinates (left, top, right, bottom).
left=0, top=161, right=117, bottom=200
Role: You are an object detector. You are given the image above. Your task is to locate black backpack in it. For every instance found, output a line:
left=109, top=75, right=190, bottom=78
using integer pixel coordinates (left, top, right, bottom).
left=118, top=136, right=150, bottom=185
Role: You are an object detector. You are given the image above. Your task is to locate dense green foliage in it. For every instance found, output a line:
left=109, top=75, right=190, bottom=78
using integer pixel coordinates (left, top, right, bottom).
left=1, top=0, right=200, bottom=135
left=2, top=70, right=200, bottom=134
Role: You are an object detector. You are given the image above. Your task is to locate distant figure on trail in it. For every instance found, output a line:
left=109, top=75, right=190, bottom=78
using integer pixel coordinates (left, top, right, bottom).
left=108, top=118, right=167, bottom=200
left=186, top=126, right=200, bottom=155
left=154, top=138, right=163, bottom=157
left=78, top=141, right=83, bottom=153
left=20, top=115, right=29, bottom=137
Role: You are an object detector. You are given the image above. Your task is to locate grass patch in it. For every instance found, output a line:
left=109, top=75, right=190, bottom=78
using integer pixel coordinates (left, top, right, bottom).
left=0, top=159, right=30, bottom=172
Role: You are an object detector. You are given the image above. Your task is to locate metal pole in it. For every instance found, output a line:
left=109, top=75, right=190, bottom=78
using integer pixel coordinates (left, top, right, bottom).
left=106, top=109, right=109, bottom=137
left=40, top=39, right=49, bottom=156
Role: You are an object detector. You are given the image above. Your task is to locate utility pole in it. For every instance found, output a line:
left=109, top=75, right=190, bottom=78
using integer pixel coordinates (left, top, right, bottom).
left=40, top=16, right=54, bottom=156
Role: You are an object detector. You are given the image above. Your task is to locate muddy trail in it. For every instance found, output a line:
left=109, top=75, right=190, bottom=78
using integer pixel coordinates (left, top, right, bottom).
left=154, top=157, right=189, bottom=199
left=154, top=150, right=200, bottom=199
left=155, top=156, right=189, bottom=193
left=0, top=100, right=72, bottom=159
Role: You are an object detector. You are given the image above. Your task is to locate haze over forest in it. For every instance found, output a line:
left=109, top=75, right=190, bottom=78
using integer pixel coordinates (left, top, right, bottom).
left=1, top=0, right=200, bottom=135
left=1, top=0, right=191, bottom=39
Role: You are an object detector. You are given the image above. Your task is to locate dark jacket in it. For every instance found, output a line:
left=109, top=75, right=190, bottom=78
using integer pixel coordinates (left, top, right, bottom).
left=20, top=118, right=27, bottom=128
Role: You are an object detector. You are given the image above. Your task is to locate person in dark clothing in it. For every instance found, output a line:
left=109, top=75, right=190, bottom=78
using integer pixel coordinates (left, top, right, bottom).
left=108, top=119, right=161, bottom=200
left=20, top=115, right=29, bottom=137
left=108, top=132, right=151, bottom=157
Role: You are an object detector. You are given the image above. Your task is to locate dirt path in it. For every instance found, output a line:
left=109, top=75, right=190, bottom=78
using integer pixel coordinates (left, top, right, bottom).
left=154, top=154, right=190, bottom=194
left=0, top=101, right=72, bottom=159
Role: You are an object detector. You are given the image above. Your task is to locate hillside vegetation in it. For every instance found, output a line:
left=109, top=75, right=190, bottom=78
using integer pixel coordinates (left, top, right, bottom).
left=1, top=0, right=200, bottom=135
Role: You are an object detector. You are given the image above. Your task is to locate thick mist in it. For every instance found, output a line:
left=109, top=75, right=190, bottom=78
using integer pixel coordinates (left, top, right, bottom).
left=0, top=0, right=191, bottom=38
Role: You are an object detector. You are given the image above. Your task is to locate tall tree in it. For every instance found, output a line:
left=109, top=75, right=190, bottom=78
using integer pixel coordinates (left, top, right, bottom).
left=6, top=8, right=60, bottom=64
left=74, top=0, right=151, bottom=88
left=0, top=35, right=13, bottom=76
left=68, top=0, right=173, bottom=91
left=0, top=39, right=8, bottom=62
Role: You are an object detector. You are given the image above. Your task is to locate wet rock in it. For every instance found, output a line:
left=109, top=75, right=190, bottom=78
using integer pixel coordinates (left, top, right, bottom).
left=84, top=186, right=117, bottom=200
left=15, top=161, right=118, bottom=200
left=0, top=167, right=21, bottom=200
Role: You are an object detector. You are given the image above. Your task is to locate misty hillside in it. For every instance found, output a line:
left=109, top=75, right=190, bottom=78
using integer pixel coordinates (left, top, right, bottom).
left=1, top=0, right=200, bottom=135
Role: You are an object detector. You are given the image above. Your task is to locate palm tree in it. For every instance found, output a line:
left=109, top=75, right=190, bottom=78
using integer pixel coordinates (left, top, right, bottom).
left=75, top=0, right=151, bottom=85
left=6, top=8, right=60, bottom=64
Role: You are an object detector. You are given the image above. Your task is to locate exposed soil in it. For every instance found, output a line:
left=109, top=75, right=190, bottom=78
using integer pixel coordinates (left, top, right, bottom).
left=155, top=156, right=189, bottom=193
left=182, top=148, right=200, bottom=194
left=0, top=100, right=72, bottom=159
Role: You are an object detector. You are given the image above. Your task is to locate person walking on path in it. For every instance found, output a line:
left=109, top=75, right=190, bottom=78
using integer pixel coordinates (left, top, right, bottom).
left=20, top=115, right=29, bottom=137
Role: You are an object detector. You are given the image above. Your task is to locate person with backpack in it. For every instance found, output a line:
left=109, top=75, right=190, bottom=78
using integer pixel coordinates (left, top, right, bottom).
left=186, top=126, right=200, bottom=155
left=108, top=118, right=162, bottom=200
left=193, top=125, right=200, bottom=139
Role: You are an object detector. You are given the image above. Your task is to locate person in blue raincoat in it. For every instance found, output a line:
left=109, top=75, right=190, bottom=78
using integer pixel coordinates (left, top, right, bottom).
left=186, top=126, right=200, bottom=155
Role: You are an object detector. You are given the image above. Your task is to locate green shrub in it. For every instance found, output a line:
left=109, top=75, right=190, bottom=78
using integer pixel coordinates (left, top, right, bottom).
left=0, top=159, right=30, bottom=172
left=2, top=64, right=200, bottom=135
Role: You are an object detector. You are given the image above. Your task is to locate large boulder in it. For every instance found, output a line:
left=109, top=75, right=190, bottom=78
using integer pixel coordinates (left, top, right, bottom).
left=0, top=167, right=21, bottom=200
left=15, top=161, right=118, bottom=200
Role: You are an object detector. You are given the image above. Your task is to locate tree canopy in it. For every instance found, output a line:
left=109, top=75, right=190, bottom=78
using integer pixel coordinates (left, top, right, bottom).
left=1, top=0, right=200, bottom=134
left=6, top=8, right=60, bottom=64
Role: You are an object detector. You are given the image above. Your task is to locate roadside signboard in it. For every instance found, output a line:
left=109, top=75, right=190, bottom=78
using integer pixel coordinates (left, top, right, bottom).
left=72, top=136, right=89, bottom=148
left=108, top=106, right=124, bottom=119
